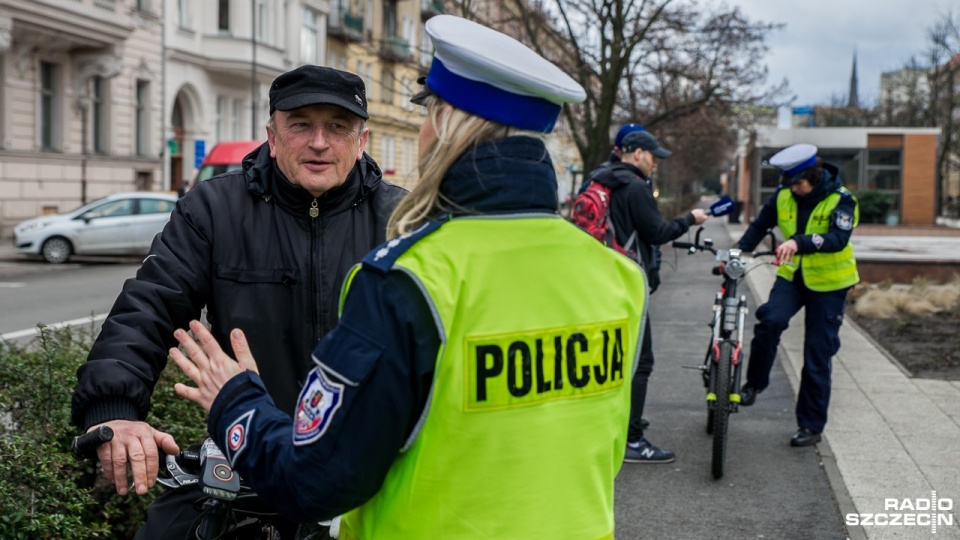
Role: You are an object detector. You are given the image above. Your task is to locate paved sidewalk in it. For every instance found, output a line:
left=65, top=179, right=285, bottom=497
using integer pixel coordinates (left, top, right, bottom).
left=726, top=222, right=960, bottom=540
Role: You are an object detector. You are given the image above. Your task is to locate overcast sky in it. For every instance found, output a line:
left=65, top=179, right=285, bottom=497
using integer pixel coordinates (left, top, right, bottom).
left=725, top=0, right=956, bottom=106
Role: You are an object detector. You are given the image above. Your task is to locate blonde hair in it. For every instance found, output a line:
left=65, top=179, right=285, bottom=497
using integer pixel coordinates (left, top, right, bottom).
left=387, top=95, right=543, bottom=238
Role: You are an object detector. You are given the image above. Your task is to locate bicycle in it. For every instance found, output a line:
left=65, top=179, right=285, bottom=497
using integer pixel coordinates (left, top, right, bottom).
left=72, top=426, right=329, bottom=539
left=671, top=226, right=777, bottom=479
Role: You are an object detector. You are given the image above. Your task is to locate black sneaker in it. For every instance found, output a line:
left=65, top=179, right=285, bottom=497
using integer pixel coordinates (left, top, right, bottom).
left=790, top=428, right=822, bottom=447
left=740, top=385, right=759, bottom=407
left=624, top=437, right=675, bottom=464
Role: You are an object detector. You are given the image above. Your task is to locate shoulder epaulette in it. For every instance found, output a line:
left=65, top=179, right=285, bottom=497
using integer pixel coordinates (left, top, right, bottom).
left=362, top=220, right=443, bottom=273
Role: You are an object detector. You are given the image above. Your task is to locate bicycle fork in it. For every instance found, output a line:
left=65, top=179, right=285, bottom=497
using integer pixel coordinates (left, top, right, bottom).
left=704, top=293, right=749, bottom=413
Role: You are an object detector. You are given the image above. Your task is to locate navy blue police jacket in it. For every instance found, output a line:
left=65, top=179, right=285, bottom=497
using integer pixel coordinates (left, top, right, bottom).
left=737, top=162, right=856, bottom=258
left=201, top=137, right=562, bottom=522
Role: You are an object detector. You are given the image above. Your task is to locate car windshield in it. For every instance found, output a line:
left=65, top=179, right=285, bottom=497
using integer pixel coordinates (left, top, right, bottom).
left=196, top=163, right=242, bottom=183
left=82, top=199, right=134, bottom=219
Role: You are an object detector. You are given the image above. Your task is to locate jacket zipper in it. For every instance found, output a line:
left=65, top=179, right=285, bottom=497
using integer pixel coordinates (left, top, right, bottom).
left=309, top=198, right=321, bottom=344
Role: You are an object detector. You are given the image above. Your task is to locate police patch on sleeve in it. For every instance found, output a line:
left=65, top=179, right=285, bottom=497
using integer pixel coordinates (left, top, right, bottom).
left=225, top=410, right=255, bottom=463
left=834, top=211, right=853, bottom=231
left=812, top=233, right=824, bottom=250
left=293, top=366, right=344, bottom=446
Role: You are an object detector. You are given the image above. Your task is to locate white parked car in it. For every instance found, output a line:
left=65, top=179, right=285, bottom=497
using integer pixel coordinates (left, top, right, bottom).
left=13, top=192, right=178, bottom=264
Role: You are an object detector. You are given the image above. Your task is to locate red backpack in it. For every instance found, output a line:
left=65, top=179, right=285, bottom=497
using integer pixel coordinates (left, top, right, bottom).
left=571, top=182, right=636, bottom=257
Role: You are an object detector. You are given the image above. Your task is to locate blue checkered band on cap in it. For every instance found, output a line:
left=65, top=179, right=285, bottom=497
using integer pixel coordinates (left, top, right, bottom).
left=770, top=143, right=818, bottom=176
left=421, top=15, right=586, bottom=133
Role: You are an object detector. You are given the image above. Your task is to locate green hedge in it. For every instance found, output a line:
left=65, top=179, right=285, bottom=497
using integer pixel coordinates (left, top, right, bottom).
left=855, top=190, right=895, bottom=224
left=0, top=325, right=208, bottom=539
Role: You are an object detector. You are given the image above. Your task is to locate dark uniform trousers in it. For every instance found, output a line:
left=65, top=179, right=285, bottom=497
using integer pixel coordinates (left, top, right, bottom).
left=745, top=275, right=850, bottom=433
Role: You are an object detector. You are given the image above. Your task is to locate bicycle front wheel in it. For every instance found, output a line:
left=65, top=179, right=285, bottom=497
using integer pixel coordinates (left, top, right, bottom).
left=711, top=341, right=734, bottom=479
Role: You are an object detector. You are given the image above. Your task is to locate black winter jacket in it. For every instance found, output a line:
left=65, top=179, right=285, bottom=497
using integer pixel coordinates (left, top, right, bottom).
left=72, top=144, right=407, bottom=429
left=590, top=161, right=696, bottom=274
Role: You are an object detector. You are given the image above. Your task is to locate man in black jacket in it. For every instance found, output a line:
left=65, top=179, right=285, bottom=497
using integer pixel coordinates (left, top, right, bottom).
left=71, top=65, right=406, bottom=539
left=588, top=129, right=707, bottom=463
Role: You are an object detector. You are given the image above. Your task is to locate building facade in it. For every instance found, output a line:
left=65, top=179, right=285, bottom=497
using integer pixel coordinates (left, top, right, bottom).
left=730, top=127, right=942, bottom=226
left=0, top=0, right=164, bottom=238
left=0, top=0, right=585, bottom=238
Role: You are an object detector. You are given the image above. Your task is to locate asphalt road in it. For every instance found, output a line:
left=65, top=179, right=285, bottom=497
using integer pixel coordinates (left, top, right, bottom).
left=613, top=216, right=847, bottom=539
left=0, top=255, right=141, bottom=343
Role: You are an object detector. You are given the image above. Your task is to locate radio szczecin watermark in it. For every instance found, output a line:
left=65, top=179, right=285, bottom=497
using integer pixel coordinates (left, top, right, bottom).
left=846, top=492, right=954, bottom=534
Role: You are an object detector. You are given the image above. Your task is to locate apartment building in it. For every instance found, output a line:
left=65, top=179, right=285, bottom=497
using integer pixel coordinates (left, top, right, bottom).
left=165, top=0, right=428, bottom=193
left=0, top=0, right=163, bottom=237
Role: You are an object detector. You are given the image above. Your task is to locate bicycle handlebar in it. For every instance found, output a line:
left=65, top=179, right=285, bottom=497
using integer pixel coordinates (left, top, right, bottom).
left=72, top=425, right=114, bottom=460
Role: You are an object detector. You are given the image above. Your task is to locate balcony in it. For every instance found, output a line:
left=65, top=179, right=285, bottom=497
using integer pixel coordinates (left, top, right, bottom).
left=328, top=11, right=364, bottom=43
left=379, top=35, right=412, bottom=63
left=420, top=0, right=444, bottom=21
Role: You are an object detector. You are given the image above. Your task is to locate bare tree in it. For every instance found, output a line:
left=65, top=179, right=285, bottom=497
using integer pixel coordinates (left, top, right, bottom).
left=449, top=0, right=785, bottom=172
left=927, top=13, right=960, bottom=209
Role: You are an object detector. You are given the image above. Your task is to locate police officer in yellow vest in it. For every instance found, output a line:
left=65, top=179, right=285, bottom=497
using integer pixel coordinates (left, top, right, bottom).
left=168, top=14, right=648, bottom=540
left=737, top=143, right=859, bottom=447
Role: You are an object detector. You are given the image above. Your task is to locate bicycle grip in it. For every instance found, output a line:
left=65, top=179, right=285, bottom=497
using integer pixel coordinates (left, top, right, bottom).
left=672, top=241, right=694, bottom=249
left=72, top=425, right=114, bottom=460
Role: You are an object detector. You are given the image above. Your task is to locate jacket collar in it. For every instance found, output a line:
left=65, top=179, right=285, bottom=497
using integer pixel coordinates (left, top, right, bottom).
left=242, top=143, right=384, bottom=216
left=438, top=136, right=559, bottom=215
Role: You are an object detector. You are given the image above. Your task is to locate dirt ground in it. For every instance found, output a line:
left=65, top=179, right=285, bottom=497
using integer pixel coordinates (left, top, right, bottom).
left=846, top=300, right=960, bottom=381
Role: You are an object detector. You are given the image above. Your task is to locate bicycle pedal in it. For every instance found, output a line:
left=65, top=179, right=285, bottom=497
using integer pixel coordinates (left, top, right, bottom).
left=682, top=365, right=702, bottom=370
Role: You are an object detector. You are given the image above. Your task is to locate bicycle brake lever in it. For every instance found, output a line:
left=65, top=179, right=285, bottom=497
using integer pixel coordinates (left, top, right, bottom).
left=157, top=454, right=200, bottom=490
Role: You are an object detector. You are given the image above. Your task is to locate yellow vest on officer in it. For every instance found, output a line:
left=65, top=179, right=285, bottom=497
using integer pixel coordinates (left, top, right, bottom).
left=339, top=215, right=648, bottom=540
left=775, top=188, right=860, bottom=291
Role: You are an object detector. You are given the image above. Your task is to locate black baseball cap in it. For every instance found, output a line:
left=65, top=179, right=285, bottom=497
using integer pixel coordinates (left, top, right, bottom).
left=269, top=65, right=368, bottom=119
left=620, top=130, right=671, bottom=158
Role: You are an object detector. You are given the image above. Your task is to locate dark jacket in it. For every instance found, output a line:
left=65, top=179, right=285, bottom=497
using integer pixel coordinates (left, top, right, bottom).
left=737, top=162, right=856, bottom=256
left=590, top=161, right=696, bottom=277
left=72, top=143, right=407, bottom=429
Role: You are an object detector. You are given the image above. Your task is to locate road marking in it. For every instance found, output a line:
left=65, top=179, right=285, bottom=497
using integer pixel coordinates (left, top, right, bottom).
left=0, top=282, right=25, bottom=288
left=1, top=313, right=109, bottom=341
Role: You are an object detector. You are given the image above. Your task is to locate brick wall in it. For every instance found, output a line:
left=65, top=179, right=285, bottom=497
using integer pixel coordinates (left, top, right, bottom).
left=901, top=134, right=938, bottom=225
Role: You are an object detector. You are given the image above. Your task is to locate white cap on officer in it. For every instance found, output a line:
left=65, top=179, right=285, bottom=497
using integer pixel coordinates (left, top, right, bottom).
left=769, top=144, right=819, bottom=176
left=414, top=15, right=586, bottom=133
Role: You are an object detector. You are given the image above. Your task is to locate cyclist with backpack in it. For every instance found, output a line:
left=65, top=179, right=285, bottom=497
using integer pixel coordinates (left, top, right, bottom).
left=581, top=129, right=707, bottom=463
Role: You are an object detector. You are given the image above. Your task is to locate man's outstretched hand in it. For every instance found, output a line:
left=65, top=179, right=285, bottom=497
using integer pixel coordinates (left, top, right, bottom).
left=170, top=320, right=260, bottom=413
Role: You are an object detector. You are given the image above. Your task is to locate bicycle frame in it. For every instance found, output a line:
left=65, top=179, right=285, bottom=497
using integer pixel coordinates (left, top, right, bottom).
left=673, top=225, right=776, bottom=479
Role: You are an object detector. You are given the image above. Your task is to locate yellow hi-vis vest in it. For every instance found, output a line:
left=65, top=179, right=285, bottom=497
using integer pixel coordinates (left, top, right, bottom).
left=339, top=215, right=648, bottom=540
left=775, top=188, right=860, bottom=291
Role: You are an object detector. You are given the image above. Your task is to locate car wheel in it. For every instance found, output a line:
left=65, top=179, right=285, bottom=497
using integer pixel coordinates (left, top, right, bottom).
left=41, top=237, right=72, bottom=264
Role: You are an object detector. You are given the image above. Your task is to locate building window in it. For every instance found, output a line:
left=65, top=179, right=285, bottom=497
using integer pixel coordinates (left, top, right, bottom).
left=381, top=67, right=394, bottom=104
left=401, top=137, right=415, bottom=175
left=301, top=7, right=319, bottom=64
left=40, top=61, right=59, bottom=151
left=381, top=134, right=396, bottom=173
left=256, top=0, right=270, bottom=43
left=419, top=27, right=433, bottom=68
left=865, top=148, right=902, bottom=224
left=135, top=80, right=149, bottom=156
left=178, top=0, right=190, bottom=29
left=232, top=98, right=241, bottom=139
left=866, top=149, right=902, bottom=190
left=216, top=96, right=226, bottom=141
left=91, top=76, right=107, bottom=154
left=218, top=0, right=230, bottom=33
left=401, top=78, right=414, bottom=111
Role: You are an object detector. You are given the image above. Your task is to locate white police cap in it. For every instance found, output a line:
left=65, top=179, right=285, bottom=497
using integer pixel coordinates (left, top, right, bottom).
left=419, top=15, right=586, bottom=133
left=769, top=143, right=819, bottom=176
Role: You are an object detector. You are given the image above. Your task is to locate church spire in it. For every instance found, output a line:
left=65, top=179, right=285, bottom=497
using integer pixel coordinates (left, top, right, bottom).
left=847, top=50, right=859, bottom=109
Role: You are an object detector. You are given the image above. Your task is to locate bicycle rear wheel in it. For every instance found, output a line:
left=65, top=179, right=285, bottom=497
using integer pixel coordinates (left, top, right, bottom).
left=711, top=341, right=733, bottom=479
